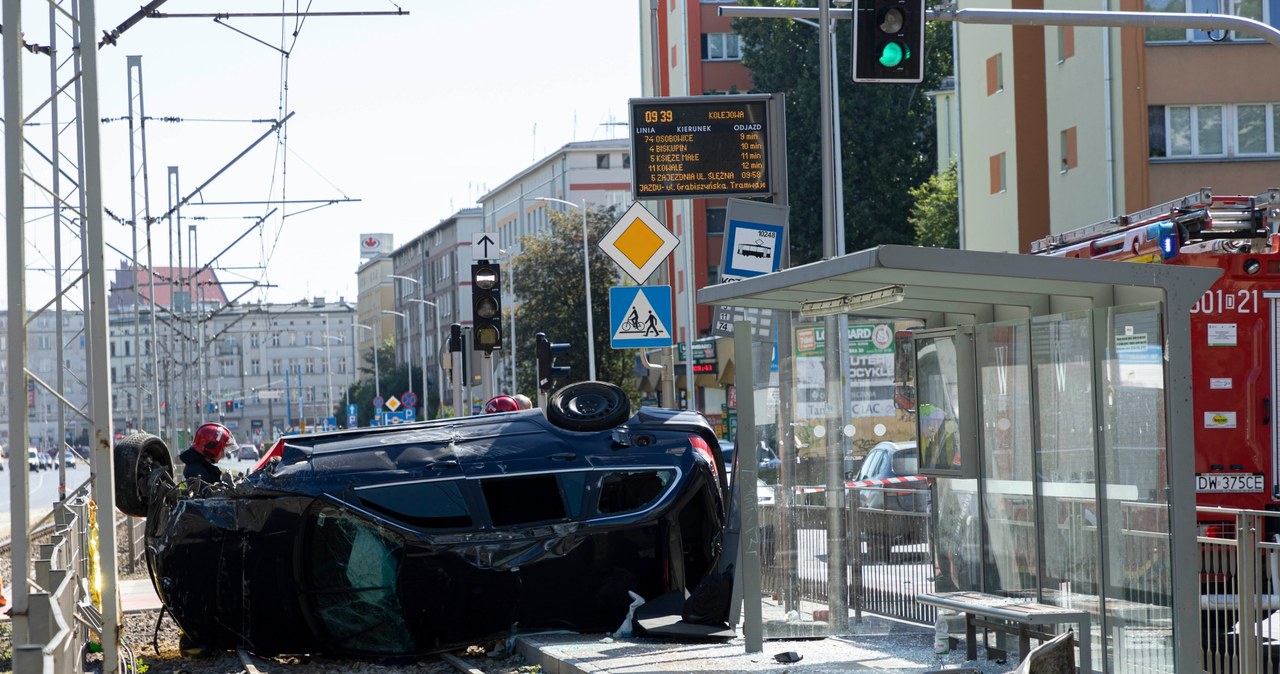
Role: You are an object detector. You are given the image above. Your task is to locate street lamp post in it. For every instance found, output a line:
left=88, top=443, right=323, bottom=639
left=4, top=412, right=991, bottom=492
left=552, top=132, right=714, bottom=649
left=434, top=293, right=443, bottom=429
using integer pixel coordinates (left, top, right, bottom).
left=499, top=249, right=517, bottom=395
left=304, top=344, right=334, bottom=429
left=354, top=322, right=377, bottom=404
left=391, top=274, right=435, bottom=419
left=382, top=310, right=409, bottom=409
left=408, top=298, right=439, bottom=419
left=536, top=196, right=596, bottom=381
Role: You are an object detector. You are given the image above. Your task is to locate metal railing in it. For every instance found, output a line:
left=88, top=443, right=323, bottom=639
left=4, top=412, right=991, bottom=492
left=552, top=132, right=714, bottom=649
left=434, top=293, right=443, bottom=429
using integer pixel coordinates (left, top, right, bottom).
left=14, top=496, right=88, bottom=673
left=11, top=487, right=142, bottom=673
left=759, top=484, right=937, bottom=627
left=756, top=489, right=1280, bottom=674
left=1198, top=508, right=1280, bottom=674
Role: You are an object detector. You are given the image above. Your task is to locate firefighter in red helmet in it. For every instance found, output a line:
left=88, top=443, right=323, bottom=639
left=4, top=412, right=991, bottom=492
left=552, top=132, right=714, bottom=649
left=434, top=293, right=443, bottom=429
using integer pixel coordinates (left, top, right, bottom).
left=179, top=422, right=232, bottom=485
left=484, top=395, right=521, bottom=414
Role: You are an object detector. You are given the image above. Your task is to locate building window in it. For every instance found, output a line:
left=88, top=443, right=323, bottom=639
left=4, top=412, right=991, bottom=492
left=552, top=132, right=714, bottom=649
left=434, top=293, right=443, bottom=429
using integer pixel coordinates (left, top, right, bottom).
left=337, top=356, right=348, bottom=375
left=271, top=359, right=283, bottom=376
left=251, top=359, right=261, bottom=376
left=990, top=152, right=1006, bottom=194
left=1058, top=26, right=1075, bottom=62
left=1236, top=103, right=1280, bottom=154
left=271, top=333, right=281, bottom=347
left=1060, top=126, right=1078, bottom=172
left=1145, top=0, right=1264, bottom=43
left=1147, top=103, right=1280, bottom=158
left=597, top=153, right=610, bottom=169
left=986, top=54, right=1004, bottom=96
left=702, top=32, right=742, bottom=61
left=305, top=358, right=316, bottom=374
left=706, top=207, right=726, bottom=235
left=622, top=153, right=631, bottom=169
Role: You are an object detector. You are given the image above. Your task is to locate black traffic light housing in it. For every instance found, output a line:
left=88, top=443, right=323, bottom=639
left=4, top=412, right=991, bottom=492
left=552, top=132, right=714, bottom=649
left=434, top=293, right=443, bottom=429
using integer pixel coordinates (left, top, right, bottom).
left=470, top=263, right=502, bottom=352
left=536, top=332, right=571, bottom=393
left=853, top=0, right=925, bottom=83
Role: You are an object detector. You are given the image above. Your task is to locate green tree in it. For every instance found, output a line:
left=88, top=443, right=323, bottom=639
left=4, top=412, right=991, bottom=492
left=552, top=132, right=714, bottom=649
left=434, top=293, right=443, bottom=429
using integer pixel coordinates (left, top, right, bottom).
left=910, top=162, right=959, bottom=248
left=511, top=205, right=640, bottom=406
left=733, top=2, right=954, bottom=262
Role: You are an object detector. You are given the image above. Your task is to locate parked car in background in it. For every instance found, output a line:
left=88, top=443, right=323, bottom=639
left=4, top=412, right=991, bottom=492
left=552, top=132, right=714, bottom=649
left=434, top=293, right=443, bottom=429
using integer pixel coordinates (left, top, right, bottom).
left=63, top=450, right=78, bottom=468
left=39, top=450, right=54, bottom=471
left=849, top=440, right=929, bottom=562
left=719, top=440, right=782, bottom=484
left=112, top=382, right=730, bottom=657
left=28, top=447, right=41, bottom=471
left=236, top=444, right=259, bottom=461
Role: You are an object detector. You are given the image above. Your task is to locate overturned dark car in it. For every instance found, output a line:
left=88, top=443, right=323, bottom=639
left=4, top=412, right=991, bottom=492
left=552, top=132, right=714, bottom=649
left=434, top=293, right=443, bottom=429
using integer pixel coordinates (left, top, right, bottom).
left=114, top=382, right=729, bottom=657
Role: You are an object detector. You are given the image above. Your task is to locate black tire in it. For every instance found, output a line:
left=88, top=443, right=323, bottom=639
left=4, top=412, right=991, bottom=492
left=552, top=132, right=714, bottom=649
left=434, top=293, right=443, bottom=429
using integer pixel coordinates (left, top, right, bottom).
left=115, top=433, right=173, bottom=517
left=546, top=381, right=631, bottom=432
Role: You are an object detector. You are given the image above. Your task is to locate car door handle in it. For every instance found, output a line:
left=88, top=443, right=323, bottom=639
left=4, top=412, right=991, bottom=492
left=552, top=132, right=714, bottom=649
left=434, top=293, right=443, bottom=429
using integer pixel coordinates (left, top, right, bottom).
left=547, top=452, right=577, bottom=461
left=429, top=460, right=460, bottom=469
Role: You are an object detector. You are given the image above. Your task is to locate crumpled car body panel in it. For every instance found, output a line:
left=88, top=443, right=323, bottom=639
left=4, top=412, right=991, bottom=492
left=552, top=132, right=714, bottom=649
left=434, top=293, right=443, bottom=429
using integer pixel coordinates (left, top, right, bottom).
left=144, top=407, right=727, bottom=656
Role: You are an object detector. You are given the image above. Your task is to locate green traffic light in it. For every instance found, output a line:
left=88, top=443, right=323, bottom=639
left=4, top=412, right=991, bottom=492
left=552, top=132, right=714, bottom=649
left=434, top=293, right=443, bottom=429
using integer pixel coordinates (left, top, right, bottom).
left=879, top=42, right=909, bottom=68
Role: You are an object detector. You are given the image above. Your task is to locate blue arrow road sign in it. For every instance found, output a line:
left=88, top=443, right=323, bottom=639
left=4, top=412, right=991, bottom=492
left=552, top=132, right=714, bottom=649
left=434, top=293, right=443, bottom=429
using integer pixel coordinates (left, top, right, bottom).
left=610, top=285, right=674, bottom=349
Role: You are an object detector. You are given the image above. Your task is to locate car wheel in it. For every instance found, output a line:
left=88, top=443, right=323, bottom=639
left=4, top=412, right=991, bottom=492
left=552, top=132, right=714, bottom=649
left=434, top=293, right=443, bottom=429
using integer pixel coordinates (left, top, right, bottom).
left=547, top=381, right=631, bottom=432
left=114, top=433, right=173, bottom=517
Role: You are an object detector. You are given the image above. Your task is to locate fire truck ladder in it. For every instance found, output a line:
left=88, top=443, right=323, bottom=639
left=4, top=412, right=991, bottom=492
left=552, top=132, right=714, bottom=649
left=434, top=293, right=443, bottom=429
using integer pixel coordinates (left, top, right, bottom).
left=1030, top=187, right=1280, bottom=260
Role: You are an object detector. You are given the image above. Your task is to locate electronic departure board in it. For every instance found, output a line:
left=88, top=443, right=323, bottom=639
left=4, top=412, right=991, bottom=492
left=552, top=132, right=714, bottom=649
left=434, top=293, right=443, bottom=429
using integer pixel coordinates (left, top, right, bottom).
left=629, top=95, right=774, bottom=200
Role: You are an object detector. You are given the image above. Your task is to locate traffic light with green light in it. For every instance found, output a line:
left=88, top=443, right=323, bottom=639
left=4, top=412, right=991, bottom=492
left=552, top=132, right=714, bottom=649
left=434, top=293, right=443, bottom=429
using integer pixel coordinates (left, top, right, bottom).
left=470, top=263, right=502, bottom=352
left=853, top=0, right=925, bottom=83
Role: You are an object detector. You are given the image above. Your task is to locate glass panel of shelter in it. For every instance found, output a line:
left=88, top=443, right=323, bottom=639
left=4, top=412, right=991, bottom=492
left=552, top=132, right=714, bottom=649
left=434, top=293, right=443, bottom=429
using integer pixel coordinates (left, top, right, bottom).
left=740, top=302, right=1174, bottom=673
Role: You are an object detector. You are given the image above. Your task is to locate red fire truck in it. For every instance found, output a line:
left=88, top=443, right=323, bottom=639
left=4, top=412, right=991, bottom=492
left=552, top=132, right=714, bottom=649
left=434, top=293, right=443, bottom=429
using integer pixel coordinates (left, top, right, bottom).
left=1031, top=187, right=1280, bottom=531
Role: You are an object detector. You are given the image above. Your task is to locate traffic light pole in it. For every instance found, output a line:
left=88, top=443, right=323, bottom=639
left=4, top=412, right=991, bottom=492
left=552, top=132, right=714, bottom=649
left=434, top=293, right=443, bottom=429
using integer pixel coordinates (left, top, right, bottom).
left=720, top=5, right=1280, bottom=47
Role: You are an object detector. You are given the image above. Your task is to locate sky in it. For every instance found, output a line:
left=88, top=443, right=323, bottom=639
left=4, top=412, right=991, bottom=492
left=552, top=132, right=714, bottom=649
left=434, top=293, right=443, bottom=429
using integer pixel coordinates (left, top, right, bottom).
left=7, top=0, right=643, bottom=309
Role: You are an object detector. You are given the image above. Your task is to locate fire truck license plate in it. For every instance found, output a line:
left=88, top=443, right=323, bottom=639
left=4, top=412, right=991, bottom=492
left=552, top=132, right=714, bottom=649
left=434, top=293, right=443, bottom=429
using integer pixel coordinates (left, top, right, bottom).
left=1196, top=473, right=1264, bottom=492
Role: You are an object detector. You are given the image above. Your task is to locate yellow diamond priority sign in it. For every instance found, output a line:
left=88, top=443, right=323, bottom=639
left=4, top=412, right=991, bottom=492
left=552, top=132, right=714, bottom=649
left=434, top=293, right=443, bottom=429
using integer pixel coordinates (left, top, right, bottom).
left=385, top=395, right=401, bottom=412
left=599, top=202, right=680, bottom=284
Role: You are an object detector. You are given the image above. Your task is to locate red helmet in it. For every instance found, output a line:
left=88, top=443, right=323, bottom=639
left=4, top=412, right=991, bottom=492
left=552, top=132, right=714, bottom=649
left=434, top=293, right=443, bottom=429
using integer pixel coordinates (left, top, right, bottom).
left=484, top=395, right=521, bottom=414
left=193, top=423, right=232, bottom=462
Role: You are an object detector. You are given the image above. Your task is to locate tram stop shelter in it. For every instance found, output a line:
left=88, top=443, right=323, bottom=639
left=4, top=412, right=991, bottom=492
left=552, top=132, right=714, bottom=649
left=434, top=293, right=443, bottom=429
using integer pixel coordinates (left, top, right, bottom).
left=697, top=244, right=1220, bottom=673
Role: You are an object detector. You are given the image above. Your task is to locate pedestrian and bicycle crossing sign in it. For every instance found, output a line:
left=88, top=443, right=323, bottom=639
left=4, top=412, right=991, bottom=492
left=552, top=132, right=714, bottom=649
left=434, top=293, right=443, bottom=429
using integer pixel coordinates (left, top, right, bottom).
left=610, top=285, right=673, bottom=349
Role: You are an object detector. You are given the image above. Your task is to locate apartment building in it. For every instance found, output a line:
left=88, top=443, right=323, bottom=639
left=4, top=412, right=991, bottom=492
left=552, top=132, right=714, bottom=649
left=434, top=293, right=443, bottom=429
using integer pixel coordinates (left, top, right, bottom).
left=477, top=140, right=633, bottom=392
left=955, top=0, right=1280, bottom=252
left=387, top=208, right=484, bottom=414
left=637, top=0, right=755, bottom=432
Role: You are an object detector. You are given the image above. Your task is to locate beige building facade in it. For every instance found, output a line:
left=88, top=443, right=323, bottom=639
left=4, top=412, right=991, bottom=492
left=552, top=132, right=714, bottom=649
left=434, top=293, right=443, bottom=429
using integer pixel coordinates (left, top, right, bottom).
left=956, top=0, right=1280, bottom=251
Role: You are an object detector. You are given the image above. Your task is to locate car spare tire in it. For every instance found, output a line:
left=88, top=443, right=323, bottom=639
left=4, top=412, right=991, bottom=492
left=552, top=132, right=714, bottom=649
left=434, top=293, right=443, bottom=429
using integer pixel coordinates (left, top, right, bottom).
left=547, top=381, right=631, bottom=432
left=114, top=433, right=174, bottom=517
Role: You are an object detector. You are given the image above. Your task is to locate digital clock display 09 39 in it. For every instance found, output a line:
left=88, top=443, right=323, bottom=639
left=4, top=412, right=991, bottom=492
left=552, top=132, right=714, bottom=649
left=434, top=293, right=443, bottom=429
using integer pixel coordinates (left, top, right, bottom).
left=629, top=96, right=772, bottom=200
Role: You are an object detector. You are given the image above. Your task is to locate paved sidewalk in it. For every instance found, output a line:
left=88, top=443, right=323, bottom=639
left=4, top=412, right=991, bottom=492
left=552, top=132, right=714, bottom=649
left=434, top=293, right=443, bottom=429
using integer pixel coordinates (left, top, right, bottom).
left=116, top=579, right=990, bottom=673
left=121, top=578, right=161, bottom=614
left=512, top=616, right=955, bottom=674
